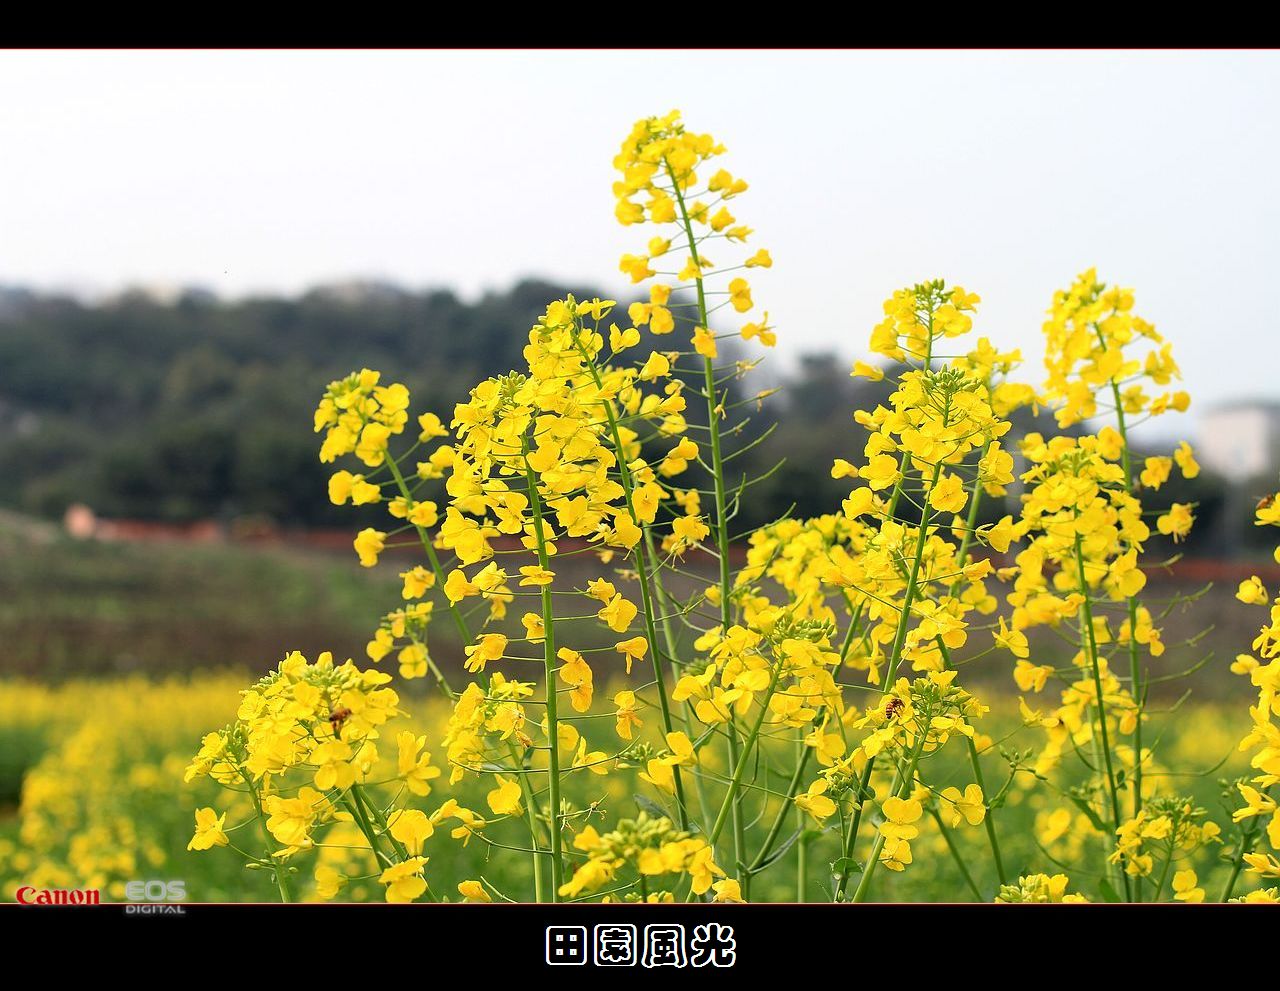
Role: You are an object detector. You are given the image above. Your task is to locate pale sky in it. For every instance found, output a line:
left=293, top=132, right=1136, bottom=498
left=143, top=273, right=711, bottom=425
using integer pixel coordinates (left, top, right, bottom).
left=2, top=50, right=1277, bottom=430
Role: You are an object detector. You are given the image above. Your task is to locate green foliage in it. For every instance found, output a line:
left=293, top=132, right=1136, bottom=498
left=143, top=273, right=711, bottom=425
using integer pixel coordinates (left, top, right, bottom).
left=0, top=281, right=587, bottom=523
left=0, top=281, right=1238, bottom=543
left=0, top=513, right=408, bottom=678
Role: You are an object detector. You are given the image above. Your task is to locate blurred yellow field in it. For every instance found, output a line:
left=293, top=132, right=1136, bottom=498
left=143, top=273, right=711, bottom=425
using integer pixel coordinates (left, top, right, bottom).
left=0, top=675, right=1266, bottom=904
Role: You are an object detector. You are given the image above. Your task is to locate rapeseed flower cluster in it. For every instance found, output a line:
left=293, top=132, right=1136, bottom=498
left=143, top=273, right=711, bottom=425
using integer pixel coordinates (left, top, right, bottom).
left=1223, top=498, right=1280, bottom=901
left=185, top=651, right=456, bottom=901
left=172, top=111, right=1264, bottom=905
left=997, top=274, right=1211, bottom=901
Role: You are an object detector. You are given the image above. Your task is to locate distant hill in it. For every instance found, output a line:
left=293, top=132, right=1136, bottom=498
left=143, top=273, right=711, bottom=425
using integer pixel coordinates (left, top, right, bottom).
left=0, top=279, right=1235, bottom=551
left=0, top=279, right=610, bottom=524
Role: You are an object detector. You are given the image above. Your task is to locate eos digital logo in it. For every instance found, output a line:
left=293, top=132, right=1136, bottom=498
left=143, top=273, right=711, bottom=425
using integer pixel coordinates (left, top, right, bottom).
left=125, top=879, right=187, bottom=915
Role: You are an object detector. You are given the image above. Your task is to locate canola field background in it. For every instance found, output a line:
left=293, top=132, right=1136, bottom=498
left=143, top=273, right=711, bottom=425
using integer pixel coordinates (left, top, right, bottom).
left=0, top=672, right=1252, bottom=903
left=0, top=507, right=1260, bottom=903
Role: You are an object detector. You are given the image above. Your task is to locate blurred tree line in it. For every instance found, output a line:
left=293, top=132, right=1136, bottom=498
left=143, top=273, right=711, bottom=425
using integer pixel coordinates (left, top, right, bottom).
left=0, top=280, right=1254, bottom=555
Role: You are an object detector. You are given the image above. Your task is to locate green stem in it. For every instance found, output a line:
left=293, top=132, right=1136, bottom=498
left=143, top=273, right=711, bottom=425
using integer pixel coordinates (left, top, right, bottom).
left=707, top=663, right=782, bottom=850
left=965, top=741, right=1006, bottom=885
left=1072, top=532, right=1133, bottom=901
left=240, top=769, right=293, bottom=903
left=644, top=526, right=712, bottom=822
left=851, top=738, right=928, bottom=903
left=834, top=761, right=874, bottom=902
left=1151, top=843, right=1176, bottom=902
left=939, top=398, right=1007, bottom=884
left=574, top=334, right=689, bottom=829
left=929, top=807, right=984, bottom=901
left=342, top=793, right=394, bottom=867
left=354, top=783, right=408, bottom=861
left=665, top=155, right=743, bottom=872
left=384, top=452, right=470, bottom=671
left=1219, top=800, right=1267, bottom=902
left=832, top=462, right=941, bottom=902
left=795, top=734, right=808, bottom=903
left=510, top=742, right=548, bottom=902
left=524, top=459, right=564, bottom=900
left=882, top=461, right=942, bottom=690
left=1098, top=323, right=1145, bottom=834
left=938, top=642, right=1007, bottom=886
left=747, top=602, right=862, bottom=873
left=350, top=788, right=439, bottom=902
left=754, top=746, right=813, bottom=872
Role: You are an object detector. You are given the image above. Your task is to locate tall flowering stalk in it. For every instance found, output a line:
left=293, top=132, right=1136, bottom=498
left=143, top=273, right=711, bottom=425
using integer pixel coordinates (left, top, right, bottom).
left=814, top=284, right=1028, bottom=900
left=613, top=111, right=779, bottom=880
left=1006, top=273, right=1204, bottom=901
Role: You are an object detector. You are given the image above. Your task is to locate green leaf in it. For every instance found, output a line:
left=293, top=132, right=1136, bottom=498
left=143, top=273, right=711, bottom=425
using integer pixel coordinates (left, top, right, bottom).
left=830, top=856, right=863, bottom=882
left=634, top=794, right=670, bottom=821
left=750, top=829, right=803, bottom=874
left=1067, top=795, right=1107, bottom=833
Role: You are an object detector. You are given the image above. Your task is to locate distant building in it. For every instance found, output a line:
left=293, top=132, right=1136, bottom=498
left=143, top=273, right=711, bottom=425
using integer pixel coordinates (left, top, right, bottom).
left=62, top=504, right=224, bottom=544
left=1199, top=401, right=1280, bottom=481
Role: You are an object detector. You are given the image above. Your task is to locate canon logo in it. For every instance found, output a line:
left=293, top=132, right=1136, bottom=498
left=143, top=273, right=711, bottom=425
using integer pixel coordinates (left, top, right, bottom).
left=15, top=885, right=101, bottom=906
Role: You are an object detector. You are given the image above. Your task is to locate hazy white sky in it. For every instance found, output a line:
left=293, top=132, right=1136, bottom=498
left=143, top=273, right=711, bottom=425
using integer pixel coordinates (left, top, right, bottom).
left=2, top=50, right=1277, bottom=422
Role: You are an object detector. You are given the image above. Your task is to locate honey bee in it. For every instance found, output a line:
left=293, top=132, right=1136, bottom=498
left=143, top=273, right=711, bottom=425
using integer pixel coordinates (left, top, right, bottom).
left=1258, top=494, right=1275, bottom=512
left=884, top=697, right=905, bottom=720
left=328, top=706, right=353, bottom=738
